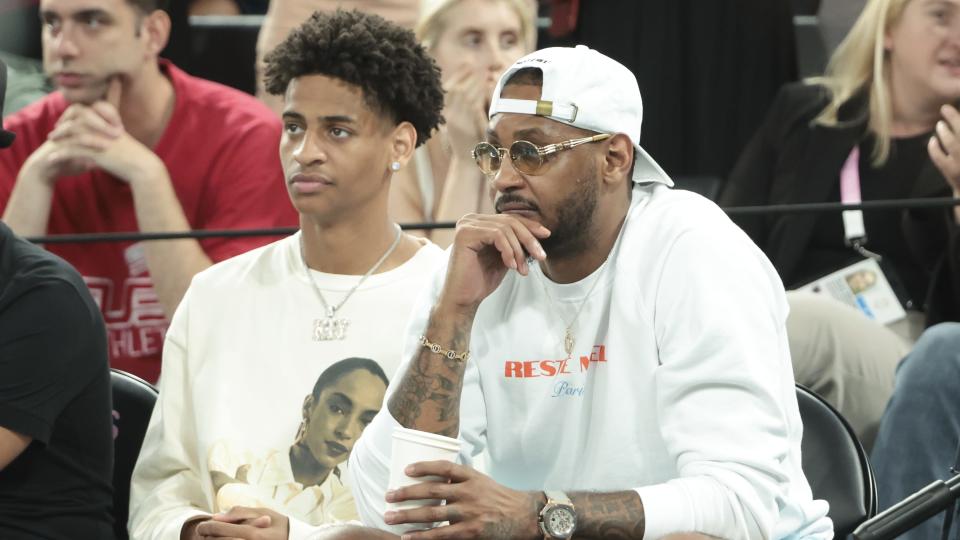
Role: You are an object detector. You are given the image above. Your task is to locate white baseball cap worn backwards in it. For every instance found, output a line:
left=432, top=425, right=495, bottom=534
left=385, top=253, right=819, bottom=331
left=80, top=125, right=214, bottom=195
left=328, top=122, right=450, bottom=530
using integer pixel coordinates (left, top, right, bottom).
left=488, top=45, right=673, bottom=186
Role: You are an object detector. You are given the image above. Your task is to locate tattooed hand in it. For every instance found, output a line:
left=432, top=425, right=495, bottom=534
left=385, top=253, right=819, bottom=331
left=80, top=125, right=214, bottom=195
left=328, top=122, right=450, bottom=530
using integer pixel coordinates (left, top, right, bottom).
left=382, top=460, right=542, bottom=540
left=441, top=213, right=550, bottom=311
left=388, top=213, right=549, bottom=436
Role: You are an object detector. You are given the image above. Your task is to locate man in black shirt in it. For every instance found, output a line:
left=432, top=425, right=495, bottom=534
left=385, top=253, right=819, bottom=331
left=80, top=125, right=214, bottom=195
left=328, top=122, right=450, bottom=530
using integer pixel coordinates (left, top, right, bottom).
left=0, top=57, right=114, bottom=539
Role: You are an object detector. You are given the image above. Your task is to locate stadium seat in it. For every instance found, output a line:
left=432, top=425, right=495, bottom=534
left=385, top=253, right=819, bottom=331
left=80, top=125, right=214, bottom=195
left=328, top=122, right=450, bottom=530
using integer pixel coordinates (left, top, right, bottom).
left=797, top=383, right=878, bottom=537
left=111, top=369, right=159, bottom=540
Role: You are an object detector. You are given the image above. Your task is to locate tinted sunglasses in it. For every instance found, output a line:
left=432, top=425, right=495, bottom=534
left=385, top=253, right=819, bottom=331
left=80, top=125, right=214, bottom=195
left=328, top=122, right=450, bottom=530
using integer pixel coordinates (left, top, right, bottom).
left=471, top=133, right=612, bottom=176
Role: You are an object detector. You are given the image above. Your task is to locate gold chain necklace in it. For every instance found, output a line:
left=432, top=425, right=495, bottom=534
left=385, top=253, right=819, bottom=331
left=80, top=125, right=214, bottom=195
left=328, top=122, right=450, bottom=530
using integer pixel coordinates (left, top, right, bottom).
left=536, top=264, right=607, bottom=360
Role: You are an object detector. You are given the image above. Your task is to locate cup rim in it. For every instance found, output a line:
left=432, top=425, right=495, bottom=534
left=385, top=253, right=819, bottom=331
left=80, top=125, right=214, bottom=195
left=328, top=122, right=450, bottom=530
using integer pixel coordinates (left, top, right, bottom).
left=392, top=426, right=461, bottom=452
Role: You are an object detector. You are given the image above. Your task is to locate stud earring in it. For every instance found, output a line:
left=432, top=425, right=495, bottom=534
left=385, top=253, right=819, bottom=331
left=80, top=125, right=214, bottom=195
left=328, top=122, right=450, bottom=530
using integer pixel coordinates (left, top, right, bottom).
left=390, top=161, right=401, bottom=172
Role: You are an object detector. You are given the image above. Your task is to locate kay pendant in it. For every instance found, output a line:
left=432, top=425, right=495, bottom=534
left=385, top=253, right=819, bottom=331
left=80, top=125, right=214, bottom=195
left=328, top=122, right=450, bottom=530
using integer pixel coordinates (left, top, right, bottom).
left=313, top=316, right=349, bottom=341
left=564, top=327, right=575, bottom=359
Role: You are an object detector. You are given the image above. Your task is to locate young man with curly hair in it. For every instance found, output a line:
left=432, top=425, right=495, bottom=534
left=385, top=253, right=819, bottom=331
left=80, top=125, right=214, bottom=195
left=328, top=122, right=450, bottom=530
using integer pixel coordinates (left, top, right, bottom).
left=127, top=10, right=446, bottom=540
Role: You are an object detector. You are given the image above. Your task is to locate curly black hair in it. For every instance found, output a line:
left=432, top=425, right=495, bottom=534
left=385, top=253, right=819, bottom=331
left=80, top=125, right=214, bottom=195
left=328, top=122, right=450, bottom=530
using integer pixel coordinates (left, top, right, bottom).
left=263, top=9, right=445, bottom=147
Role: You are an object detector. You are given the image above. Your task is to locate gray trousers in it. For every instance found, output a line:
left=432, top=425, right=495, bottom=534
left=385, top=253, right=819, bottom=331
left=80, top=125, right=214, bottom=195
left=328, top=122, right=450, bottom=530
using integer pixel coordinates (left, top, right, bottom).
left=786, top=291, right=912, bottom=451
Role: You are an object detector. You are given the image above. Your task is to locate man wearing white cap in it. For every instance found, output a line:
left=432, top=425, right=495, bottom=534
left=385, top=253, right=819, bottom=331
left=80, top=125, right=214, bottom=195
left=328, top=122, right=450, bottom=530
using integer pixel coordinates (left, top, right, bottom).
left=349, top=45, right=833, bottom=540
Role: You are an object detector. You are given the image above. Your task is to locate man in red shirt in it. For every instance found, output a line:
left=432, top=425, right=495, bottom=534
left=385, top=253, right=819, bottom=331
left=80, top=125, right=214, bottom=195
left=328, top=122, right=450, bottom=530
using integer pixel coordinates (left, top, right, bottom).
left=0, top=0, right=297, bottom=383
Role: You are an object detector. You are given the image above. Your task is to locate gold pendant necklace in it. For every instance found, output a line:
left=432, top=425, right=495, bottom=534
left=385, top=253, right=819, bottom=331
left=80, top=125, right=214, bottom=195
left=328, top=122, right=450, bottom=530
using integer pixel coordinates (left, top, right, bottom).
left=537, top=264, right=606, bottom=360
left=563, top=328, right=576, bottom=359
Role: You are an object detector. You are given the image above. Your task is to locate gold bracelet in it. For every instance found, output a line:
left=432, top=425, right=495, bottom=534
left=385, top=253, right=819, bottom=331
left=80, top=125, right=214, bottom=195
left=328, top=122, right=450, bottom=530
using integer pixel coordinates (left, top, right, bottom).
left=419, top=334, right=470, bottom=362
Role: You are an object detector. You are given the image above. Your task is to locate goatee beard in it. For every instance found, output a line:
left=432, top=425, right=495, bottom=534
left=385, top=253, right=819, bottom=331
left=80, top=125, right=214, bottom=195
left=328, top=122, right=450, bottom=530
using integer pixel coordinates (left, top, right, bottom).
left=539, top=173, right=599, bottom=259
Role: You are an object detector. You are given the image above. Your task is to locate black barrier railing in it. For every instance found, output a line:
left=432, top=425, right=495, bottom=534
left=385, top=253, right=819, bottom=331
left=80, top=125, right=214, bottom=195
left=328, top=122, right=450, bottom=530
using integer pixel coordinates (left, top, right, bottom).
left=726, top=197, right=960, bottom=215
left=24, top=221, right=458, bottom=244
left=22, top=197, right=960, bottom=244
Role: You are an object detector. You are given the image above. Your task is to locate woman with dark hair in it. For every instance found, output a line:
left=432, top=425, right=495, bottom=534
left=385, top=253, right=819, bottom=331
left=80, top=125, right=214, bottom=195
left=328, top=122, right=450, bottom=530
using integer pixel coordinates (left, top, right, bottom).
left=288, top=358, right=389, bottom=498
left=209, top=358, right=389, bottom=525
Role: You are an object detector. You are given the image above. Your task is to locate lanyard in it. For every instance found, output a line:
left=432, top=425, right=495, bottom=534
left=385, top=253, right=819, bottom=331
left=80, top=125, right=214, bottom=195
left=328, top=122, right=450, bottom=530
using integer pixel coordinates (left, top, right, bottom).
left=839, top=146, right=882, bottom=259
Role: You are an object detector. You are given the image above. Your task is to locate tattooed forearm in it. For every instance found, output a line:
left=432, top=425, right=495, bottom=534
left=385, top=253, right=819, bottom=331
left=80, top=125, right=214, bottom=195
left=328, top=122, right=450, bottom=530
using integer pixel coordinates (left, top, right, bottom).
left=388, top=304, right=475, bottom=437
left=571, top=491, right=645, bottom=540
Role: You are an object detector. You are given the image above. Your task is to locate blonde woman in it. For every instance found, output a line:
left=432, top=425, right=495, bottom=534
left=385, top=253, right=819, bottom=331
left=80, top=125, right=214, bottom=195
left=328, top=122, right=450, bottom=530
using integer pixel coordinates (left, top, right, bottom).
left=721, top=0, right=960, bottom=448
left=389, top=0, right=536, bottom=247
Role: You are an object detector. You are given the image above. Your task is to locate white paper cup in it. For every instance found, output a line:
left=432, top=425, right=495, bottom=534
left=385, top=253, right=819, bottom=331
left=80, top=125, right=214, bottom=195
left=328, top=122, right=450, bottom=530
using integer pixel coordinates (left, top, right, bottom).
left=388, top=426, right=461, bottom=511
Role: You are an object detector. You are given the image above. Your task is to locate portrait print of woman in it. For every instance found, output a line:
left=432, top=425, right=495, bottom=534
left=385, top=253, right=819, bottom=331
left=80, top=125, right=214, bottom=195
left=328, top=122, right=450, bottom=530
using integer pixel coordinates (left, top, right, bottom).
left=208, top=357, right=389, bottom=524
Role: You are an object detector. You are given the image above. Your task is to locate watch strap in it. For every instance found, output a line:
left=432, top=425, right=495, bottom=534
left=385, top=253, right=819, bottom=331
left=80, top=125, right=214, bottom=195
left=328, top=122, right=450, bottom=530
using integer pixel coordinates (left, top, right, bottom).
left=544, top=490, right=572, bottom=505
left=540, top=490, right=576, bottom=540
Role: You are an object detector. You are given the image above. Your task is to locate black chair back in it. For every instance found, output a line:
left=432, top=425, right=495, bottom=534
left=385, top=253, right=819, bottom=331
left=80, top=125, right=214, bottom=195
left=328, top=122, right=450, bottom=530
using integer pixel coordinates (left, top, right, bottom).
left=189, top=16, right=259, bottom=94
left=797, top=384, right=877, bottom=537
left=793, top=14, right=829, bottom=77
left=111, top=369, right=158, bottom=540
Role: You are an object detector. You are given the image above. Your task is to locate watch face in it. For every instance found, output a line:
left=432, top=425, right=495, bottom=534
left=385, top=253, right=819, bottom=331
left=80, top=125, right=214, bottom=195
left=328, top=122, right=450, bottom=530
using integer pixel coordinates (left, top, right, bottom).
left=545, top=506, right=576, bottom=538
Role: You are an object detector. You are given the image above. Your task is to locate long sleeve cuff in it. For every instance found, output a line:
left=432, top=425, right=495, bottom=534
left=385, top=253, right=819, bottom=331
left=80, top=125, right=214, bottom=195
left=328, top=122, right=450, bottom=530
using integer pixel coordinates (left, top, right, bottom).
left=287, top=517, right=349, bottom=540
left=288, top=516, right=314, bottom=540
left=634, top=482, right=694, bottom=540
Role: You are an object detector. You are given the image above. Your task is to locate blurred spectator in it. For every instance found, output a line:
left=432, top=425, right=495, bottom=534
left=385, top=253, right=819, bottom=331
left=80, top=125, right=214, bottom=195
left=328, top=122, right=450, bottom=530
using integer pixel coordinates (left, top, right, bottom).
left=1, top=64, right=113, bottom=538
left=255, top=1, right=419, bottom=114
left=721, top=0, right=960, bottom=446
left=724, top=0, right=959, bottom=320
left=0, top=219, right=114, bottom=540
left=389, top=0, right=535, bottom=247
left=870, top=323, right=960, bottom=540
left=0, top=0, right=298, bottom=383
left=555, top=0, right=797, bottom=183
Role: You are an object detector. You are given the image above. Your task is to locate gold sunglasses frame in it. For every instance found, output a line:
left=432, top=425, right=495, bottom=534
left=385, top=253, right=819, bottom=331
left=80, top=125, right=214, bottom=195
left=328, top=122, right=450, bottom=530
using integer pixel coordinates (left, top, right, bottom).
left=472, top=133, right=613, bottom=176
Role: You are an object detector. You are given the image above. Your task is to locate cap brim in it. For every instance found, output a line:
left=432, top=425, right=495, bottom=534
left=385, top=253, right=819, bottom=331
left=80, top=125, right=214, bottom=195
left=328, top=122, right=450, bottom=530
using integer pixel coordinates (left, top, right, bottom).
left=632, top=144, right=672, bottom=186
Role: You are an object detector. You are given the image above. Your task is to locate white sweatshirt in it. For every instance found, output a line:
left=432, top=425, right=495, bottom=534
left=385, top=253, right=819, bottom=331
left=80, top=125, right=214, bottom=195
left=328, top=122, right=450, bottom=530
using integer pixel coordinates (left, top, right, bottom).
left=350, top=184, right=834, bottom=540
left=128, top=233, right=445, bottom=540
